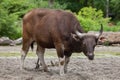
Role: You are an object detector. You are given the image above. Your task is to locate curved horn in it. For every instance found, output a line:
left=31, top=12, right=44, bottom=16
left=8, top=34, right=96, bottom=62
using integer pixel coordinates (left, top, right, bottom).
left=95, top=24, right=103, bottom=38
left=75, top=31, right=85, bottom=38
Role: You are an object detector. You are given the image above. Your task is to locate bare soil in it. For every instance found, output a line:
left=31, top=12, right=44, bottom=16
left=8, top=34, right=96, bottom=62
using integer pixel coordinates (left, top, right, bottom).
left=0, top=57, right=120, bottom=80
left=0, top=45, right=120, bottom=80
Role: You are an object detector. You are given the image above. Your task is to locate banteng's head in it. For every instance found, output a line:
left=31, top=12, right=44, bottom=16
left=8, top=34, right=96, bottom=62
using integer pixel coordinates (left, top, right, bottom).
left=73, top=25, right=103, bottom=60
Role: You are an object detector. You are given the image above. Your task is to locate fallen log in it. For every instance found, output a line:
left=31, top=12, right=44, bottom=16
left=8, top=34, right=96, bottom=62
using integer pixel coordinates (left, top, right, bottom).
left=88, top=31, right=120, bottom=45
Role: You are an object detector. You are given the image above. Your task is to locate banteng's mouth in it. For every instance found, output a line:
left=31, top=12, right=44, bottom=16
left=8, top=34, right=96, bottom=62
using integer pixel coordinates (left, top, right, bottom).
left=88, top=56, right=94, bottom=60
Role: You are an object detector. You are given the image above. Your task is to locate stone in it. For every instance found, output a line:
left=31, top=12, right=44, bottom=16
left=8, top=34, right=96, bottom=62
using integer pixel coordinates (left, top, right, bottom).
left=0, top=37, right=13, bottom=45
left=13, top=37, right=22, bottom=45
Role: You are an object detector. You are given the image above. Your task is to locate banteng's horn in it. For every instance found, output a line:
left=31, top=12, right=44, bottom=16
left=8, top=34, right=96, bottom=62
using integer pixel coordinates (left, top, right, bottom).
left=75, top=31, right=85, bottom=38
left=74, top=23, right=86, bottom=38
left=95, top=24, right=103, bottom=38
left=76, top=24, right=103, bottom=38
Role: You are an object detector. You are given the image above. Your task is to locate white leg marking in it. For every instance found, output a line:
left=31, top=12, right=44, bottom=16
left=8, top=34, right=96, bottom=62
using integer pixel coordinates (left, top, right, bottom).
left=36, top=51, right=47, bottom=71
left=59, top=56, right=70, bottom=75
left=64, top=56, right=70, bottom=73
left=20, top=50, right=26, bottom=70
left=59, top=57, right=65, bottom=76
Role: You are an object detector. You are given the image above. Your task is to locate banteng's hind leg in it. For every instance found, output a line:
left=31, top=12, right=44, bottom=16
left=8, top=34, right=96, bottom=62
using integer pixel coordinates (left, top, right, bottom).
left=35, top=58, right=40, bottom=69
left=35, top=58, right=42, bottom=69
left=21, top=39, right=32, bottom=70
left=36, top=45, right=48, bottom=71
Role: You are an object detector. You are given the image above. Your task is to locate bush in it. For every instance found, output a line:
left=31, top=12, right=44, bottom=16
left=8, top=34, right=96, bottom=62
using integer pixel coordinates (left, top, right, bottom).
left=51, top=2, right=67, bottom=9
left=116, top=21, right=120, bottom=26
left=0, top=0, right=29, bottom=39
left=76, top=7, right=111, bottom=32
left=0, top=7, right=21, bottom=39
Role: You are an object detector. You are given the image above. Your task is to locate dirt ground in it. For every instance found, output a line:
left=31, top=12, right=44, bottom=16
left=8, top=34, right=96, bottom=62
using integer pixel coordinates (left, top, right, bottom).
left=0, top=57, right=120, bottom=80
left=0, top=45, right=120, bottom=80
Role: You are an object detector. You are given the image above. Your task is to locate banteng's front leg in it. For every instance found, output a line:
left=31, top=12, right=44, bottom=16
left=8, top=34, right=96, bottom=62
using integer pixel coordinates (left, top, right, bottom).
left=36, top=45, right=48, bottom=71
left=58, top=54, right=71, bottom=75
left=63, top=56, right=70, bottom=73
left=55, top=43, right=71, bottom=75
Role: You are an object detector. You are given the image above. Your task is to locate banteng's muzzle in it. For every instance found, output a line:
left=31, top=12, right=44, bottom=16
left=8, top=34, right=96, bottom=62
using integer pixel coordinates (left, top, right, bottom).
left=87, top=53, right=94, bottom=60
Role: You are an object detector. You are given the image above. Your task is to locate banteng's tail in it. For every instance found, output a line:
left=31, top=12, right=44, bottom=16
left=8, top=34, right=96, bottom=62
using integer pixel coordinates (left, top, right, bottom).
left=31, top=41, right=35, bottom=51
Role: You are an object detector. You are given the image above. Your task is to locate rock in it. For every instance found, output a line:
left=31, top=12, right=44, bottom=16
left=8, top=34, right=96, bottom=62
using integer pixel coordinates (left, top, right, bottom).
left=0, top=37, right=22, bottom=46
left=0, top=37, right=13, bottom=45
left=13, top=37, right=22, bottom=45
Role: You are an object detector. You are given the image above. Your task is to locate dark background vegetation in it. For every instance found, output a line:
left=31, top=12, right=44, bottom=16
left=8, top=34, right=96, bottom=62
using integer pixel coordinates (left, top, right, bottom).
left=0, top=0, right=120, bottom=39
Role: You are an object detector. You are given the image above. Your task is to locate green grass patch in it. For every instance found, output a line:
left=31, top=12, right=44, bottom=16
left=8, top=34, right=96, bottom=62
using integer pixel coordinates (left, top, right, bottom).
left=0, top=52, right=20, bottom=57
left=95, top=52, right=120, bottom=57
left=0, top=51, right=120, bottom=57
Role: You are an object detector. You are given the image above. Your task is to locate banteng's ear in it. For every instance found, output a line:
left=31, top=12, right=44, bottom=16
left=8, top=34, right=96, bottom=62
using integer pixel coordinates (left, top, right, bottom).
left=97, top=36, right=107, bottom=44
left=71, top=33, right=79, bottom=41
left=99, top=36, right=107, bottom=42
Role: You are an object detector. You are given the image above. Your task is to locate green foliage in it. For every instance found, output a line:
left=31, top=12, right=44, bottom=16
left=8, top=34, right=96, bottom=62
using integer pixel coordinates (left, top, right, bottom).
left=93, top=0, right=106, bottom=15
left=0, top=1, right=21, bottom=39
left=116, top=21, right=120, bottom=26
left=57, top=0, right=82, bottom=12
left=110, top=0, right=120, bottom=20
left=103, top=24, right=120, bottom=32
left=76, top=7, right=111, bottom=32
left=0, top=0, right=26, bottom=39
left=50, top=2, right=67, bottom=9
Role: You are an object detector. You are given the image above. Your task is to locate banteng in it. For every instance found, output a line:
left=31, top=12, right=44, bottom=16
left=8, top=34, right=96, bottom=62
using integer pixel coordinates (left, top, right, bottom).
left=21, top=8, right=103, bottom=75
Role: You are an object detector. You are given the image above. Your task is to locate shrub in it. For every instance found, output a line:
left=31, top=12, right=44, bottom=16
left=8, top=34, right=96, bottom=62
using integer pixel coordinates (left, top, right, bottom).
left=76, top=7, right=111, bottom=32
left=116, top=21, right=120, bottom=26
left=0, top=0, right=28, bottom=39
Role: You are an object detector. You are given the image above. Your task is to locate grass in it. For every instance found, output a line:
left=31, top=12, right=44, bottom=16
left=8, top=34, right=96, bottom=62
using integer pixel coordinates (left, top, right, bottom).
left=0, top=50, right=120, bottom=58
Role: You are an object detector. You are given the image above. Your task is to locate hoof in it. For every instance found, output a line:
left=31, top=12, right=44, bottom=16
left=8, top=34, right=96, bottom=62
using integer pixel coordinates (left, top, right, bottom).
left=43, top=68, right=49, bottom=72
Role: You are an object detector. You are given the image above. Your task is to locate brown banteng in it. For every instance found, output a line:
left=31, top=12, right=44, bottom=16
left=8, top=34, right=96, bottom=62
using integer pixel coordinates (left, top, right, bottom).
left=21, top=8, right=103, bottom=75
